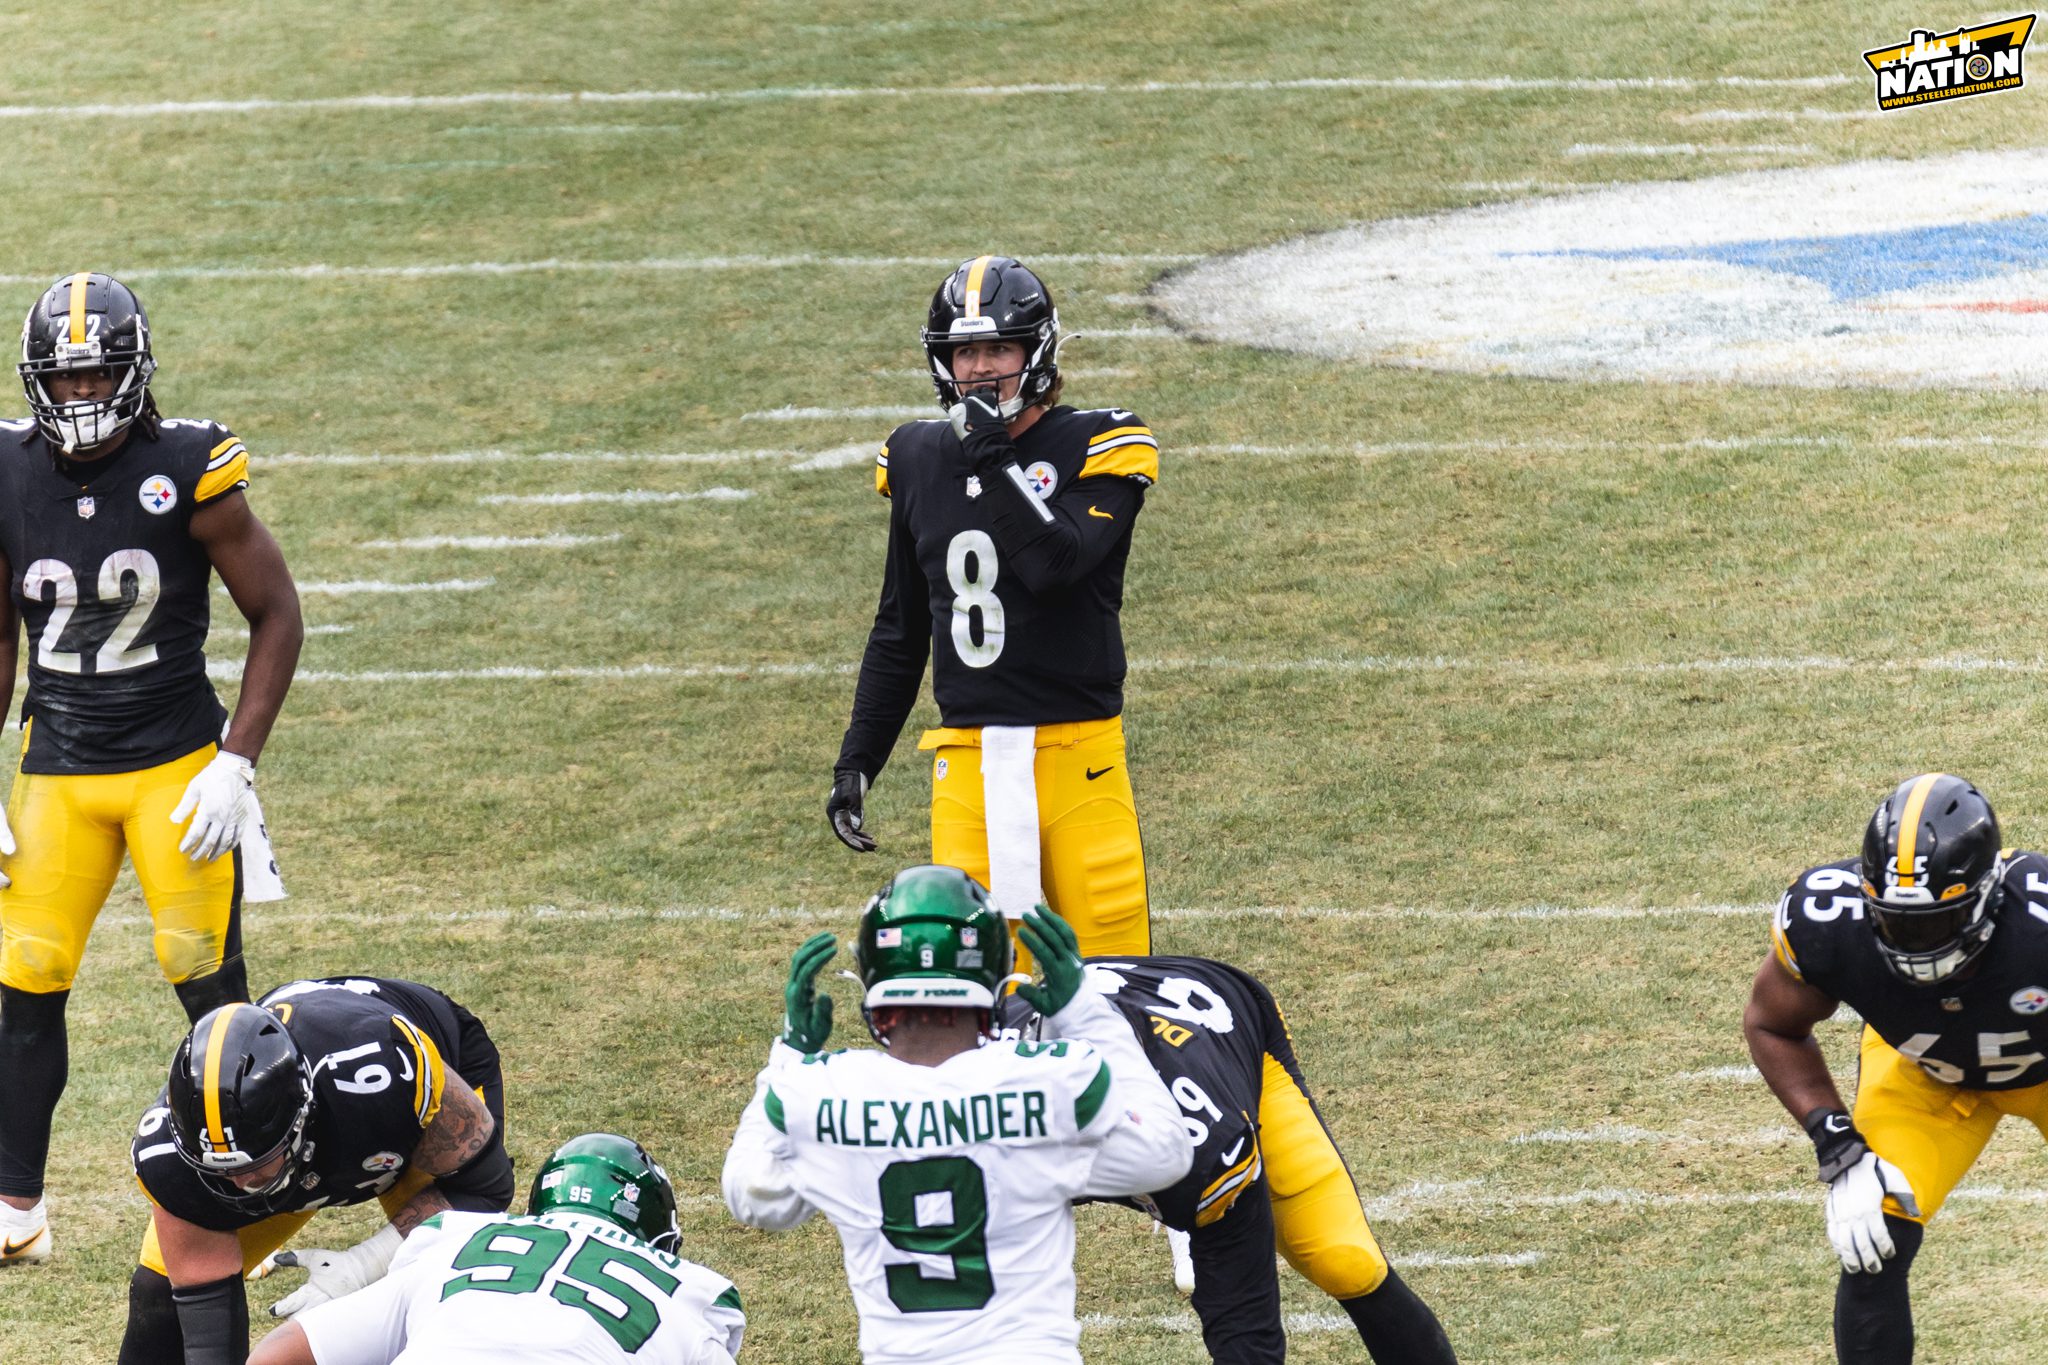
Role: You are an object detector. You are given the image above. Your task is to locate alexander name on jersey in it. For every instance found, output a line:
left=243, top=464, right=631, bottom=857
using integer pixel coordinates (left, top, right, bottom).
left=0, top=417, right=249, bottom=772
left=783, top=1045, right=1085, bottom=1150
left=1775, top=852, right=2048, bottom=1090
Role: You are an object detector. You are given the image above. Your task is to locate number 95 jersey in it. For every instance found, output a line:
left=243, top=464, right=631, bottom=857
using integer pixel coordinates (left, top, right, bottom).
left=1772, top=853, right=2048, bottom=1090
left=0, top=418, right=249, bottom=772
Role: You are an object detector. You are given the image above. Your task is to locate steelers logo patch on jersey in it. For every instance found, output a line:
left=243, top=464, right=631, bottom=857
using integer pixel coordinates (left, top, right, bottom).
left=361, top=1150, right=404, bottom=1174
left=139, top=475, right=177, bottom=514
left=1023, top=461, right=1058, bottom=499
left=2012, top=986, right=2048, bottom=1015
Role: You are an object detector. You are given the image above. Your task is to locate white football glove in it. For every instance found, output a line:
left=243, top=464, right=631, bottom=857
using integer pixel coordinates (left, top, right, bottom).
left=261, top=1224, right=403, bottom=1317
left=170, top=752, right=255, bottom=862
left=0, top=803, right=16, bottom=889
left=1824, top=1150, right=1921, bottom=1274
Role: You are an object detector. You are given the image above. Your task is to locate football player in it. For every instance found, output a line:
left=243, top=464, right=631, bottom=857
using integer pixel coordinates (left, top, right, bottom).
left=1745, top=773, right=2048, bottom=1364
left=998, top=956, right=1459, bottom=1365
left=247, top=1132, right=744, bottom=1365
left=827, top=256, right=1158, bottom=964
left=0, top=272, right=303, bottom=1264
left=721, top=865, right=1191, bottom=1364
left=118, top=976, right=514, bottom=1365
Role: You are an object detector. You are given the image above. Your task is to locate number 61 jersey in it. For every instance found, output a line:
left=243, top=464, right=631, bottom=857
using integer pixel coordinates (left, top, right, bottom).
left=0, top=417, right=248, bottom=772
left=1773, top=852, right=2048, bottom=1090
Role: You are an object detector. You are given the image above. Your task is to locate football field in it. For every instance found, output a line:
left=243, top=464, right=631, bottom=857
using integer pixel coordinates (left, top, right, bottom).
left=6, top=2, right=2048, bottom=1360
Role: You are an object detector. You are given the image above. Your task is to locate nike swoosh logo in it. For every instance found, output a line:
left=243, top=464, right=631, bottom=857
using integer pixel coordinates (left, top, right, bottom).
left=1088, top=505, right=1114, bottom=519
left=1086, top=766, right=1113, bottom=781
left=3, top=1230, right=43, bottom=1256
left=1218, top=1138, right=1246, bottom=1166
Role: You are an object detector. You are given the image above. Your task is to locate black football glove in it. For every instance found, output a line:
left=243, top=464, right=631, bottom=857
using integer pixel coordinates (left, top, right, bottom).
left=826, top=768, right=877, bottom=852
left=948, top=385, right=1016, bottom=470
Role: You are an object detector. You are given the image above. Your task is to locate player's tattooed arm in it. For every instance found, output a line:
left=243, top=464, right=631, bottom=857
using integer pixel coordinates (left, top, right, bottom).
left=409, top=1069, right=495, bottom=1177
left=389, top=1184, right=453, bottom=1237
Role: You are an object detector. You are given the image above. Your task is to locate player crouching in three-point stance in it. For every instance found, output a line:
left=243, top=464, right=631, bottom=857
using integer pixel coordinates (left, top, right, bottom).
left=248, top=1132, right=745, bottom=1365
left=828, top=257, right=1158, bottom=966
left=0, top=272, right=302, bottom=1265
left=999, top=957, right=1458, bottom=1365
left=119, top=976, right=513, bottom=1365
left=722, top=865, right=1191, bottom=1365
left=1745, top=773, right=2048, bottom=1365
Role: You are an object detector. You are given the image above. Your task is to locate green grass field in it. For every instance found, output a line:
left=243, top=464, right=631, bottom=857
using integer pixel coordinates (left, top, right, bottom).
left=4, top=1, right=2048, bottom=1360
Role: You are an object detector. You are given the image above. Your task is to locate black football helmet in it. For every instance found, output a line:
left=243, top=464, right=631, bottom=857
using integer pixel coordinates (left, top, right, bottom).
left=920, top=255, right=1063, bottom=417
left=166, top=1003, right=317, bottom=1213
left=19, top=271, right=157, bottom=452
left=1861, top=773, right=2004, bottom=985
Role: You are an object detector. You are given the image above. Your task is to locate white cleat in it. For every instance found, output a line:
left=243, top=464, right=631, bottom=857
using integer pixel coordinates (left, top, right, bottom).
left=1167, top=1225, right=1195, bottom=1296
left=0, top=1198, right=50, bottom=1265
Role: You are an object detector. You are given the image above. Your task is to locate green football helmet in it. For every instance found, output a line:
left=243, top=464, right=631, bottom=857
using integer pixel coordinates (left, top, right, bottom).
left=856, top=865, right=1014, bottom=1016
left=527, top=1133, right=681, bottom=1253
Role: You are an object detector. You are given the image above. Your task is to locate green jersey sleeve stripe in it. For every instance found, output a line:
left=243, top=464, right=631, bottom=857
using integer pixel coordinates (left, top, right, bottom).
left=1075, top=1061, right=1113, bottom=1129
left=714, top=1284, right=743, bottom=1312
left=764, top=1085, right=786, bottom=1134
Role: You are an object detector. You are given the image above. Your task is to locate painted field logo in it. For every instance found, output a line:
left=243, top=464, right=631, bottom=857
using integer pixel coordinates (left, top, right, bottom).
left=1864, top=15, right=2033, bottom=110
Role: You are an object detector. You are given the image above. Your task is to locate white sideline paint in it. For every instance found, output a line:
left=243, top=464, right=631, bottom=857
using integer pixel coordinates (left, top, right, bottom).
left=476, top=487, right=755, bottom=505
left=0, top=73, right=1853, bottom=123
left=1565, top=142, right=1818, bottom=156
left=1677, top=108, right=1884, bottom=123
left=294, top=577, right=496, bottom=595
left=1673, top=1065, right=1762, bottom=1082
left=358, top=533, right=623, bottom=549
left=222, top=624, right=352, bottom=638
left=0, top=252, right=1194, bottom=290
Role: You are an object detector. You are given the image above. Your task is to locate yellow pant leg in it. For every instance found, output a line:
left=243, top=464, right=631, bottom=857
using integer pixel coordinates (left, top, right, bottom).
left=139, top=1206, right=319, bottom=1276
left=0, top=766, right=129, bottom=992
left=1852, top=1026, right=2004, bottom=1225
left=377, top=1166, right=435, bottom=1221
left=1259, top=1053, right=1389, bottom=1298
left=122, top=745, right=239, bottom=984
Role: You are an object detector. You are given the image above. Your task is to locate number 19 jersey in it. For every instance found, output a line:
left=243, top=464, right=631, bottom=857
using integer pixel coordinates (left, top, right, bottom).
left=758, top=1038, right=1123, bottom=1365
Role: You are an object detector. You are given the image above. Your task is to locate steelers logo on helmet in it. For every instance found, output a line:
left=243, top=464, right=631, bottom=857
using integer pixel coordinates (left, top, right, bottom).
left=18, top=272, right=159, bottom=454
left=1860, top=773, right=2004, bottom=985
left=921, top=255, right=1065, bottom=419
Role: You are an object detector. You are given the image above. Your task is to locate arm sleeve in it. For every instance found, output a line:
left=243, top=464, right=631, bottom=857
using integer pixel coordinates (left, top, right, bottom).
left=193, top=428, right=252, bottom=506
left=170, top=1274, right=249, bottom=1365
left=720, top=1045, right=817, bottom=1232
left=835, top=491, right=931, bottom=783
left=292, top=1268, right=414, bottom=1365
left=976, top=473, right=1144, bottom=596
left=1044, top=991, right=1194, bottom=1199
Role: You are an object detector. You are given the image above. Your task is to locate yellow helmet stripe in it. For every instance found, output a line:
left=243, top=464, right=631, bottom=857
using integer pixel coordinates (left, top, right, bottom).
left=201, top=1004, right=251, bottom=1152
left=962, top=255, right=993, bottom=320
left=66, top=272, right=91, bottom=345
left=1895, top=773, right=1945, bottom=888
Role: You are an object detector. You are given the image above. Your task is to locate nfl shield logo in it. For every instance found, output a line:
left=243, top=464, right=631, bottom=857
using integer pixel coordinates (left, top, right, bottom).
left=76, top=497, right=95, bottom=519
left=960, top=927, right=978, bottom=947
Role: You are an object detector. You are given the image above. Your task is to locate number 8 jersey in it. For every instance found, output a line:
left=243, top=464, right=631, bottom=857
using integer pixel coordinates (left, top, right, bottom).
left=0, top=417, right=248, bottom=772
left=1773, top=853, right=2048, bottom=1090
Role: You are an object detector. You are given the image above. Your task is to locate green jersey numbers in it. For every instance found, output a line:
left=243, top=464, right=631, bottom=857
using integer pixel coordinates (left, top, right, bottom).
left=877, top=1155, right=994, bottom=1312
left=443, top=1220, right=683, bottom=1352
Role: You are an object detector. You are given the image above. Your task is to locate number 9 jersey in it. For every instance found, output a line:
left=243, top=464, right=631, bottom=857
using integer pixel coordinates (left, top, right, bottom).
left=0, top=416, right=248, bottom=772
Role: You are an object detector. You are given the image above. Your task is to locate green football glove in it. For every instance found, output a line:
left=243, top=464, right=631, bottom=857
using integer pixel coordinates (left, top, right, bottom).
left=782, top=932, right=838, bottom=1054
left=1015, top=904, right=1085, bottom=1017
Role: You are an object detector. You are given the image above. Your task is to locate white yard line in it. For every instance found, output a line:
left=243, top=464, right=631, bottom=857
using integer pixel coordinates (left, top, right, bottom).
left=221, top=623, right=352, bottom=638
left=0, top=74, right=1854, bottom=123
left=1672, top=1065, right=1762, bottom=1082
left=358, top=533, right=624, bottom=549
left=268, top=448, right=804, bottom=467
left=292, top=577, right=496, bottom=595
left=741, top=405, right=933, bottom=422
left=475, top=487, right=755, bottom=505
left=1676, top=107, right=1884, bottom=123
left=1511, top=1123, right=1797, bottom=1146
left=1565, top=142, right=1819, bottom=156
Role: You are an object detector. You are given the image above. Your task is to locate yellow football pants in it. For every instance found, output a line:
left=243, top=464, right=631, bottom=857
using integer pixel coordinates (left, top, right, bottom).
left=1853, top=1025, right=2048, bottom=1224
left=140, top=1169, right=434, bottom=1277
left=922, top=715, right=1150, bottom=967
left=1260, top=1052, right=1391, bottom=1298
left=0, top=742, right=238, bottom=992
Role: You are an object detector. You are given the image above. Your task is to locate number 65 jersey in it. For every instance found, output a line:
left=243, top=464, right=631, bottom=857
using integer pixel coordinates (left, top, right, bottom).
left=0, top=417, right=248, bottom=772
left=1773, top=853, right=2048, bottom=1090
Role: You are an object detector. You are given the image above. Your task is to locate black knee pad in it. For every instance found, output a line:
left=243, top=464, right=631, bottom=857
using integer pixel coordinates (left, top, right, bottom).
left=173, top=962, right=250, bottom=1024
left=117, top=1266, right=183, bottom=1365
left=1833, top=1216, right=1923, bottom=1365
left=1339, top=1267, right=1460, bottom=1365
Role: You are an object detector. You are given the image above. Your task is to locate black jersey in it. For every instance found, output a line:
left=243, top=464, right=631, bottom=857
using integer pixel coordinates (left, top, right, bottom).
left=836, top=405, right=1157, bottom=779
left=0, top=417, right=249, bottom=773
left=1085, top=956, right=1273, bottom=1230
left=133, top=978, right=479, bottom=1232
left=1775, top=853, right=2048, bottom=1090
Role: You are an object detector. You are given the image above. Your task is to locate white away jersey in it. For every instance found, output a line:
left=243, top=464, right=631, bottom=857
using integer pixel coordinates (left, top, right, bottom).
left=293, top=1209, right=743, bottom=1365
left=757, top=1039, right=1119, bottom=1365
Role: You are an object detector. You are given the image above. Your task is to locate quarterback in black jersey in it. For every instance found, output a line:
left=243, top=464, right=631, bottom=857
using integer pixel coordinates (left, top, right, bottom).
left=0, top=274, right=303, bottom=1265
left=830, top=256, right=1155, bottom=962
left=1002, top=956, right=1458, bottom=1365
left=120, top=977, right=513, bottom=1365
left=1745, top=774, right=2048, bottom=1364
